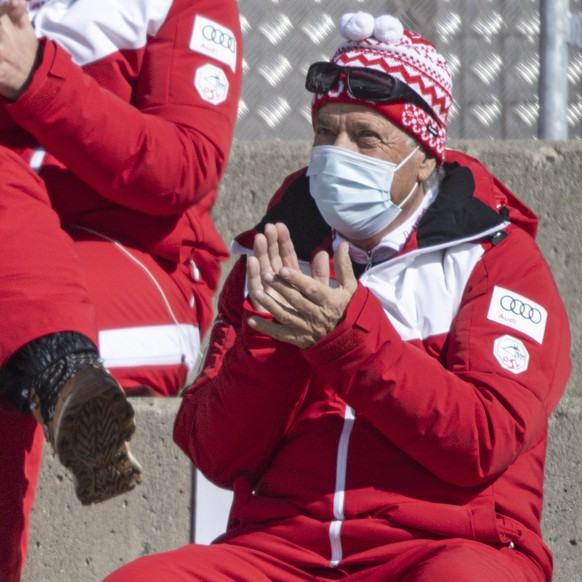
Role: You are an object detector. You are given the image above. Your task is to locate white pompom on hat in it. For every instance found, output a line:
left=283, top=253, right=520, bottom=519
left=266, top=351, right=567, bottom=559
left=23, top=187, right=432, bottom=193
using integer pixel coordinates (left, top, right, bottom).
left=311, top=12, right=453, bottom=162
left=372, top=15, right=404, bottom=44
left=338, top=12, right=375, bottom=41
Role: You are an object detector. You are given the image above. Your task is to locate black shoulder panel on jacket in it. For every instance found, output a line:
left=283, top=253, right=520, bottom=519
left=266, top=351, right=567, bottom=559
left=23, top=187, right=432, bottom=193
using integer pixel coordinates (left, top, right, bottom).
left=253, top=174, right=331, bottom=261
left=417, top=162, right=506, bottom=247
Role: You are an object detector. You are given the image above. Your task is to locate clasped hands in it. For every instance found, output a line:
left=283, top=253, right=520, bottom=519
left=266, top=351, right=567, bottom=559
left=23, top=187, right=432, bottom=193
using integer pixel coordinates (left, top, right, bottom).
left=247, top=223, right=358, bottom=349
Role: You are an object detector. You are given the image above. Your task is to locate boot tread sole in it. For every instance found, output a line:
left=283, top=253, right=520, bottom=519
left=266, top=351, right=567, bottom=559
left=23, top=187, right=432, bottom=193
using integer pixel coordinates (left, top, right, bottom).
left=52, top=367, right=143, bottom=505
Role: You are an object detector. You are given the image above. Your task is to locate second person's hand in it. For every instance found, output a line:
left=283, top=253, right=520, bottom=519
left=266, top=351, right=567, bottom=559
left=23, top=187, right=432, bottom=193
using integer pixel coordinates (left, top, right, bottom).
left=0, top=0, right=39, bottom=100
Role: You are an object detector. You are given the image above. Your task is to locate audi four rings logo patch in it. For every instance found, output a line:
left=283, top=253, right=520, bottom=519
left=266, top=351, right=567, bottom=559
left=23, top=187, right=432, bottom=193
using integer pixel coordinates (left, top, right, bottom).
left=487, top=286, right=547, bottom=344
left=190, top=15, right=237, bottom=72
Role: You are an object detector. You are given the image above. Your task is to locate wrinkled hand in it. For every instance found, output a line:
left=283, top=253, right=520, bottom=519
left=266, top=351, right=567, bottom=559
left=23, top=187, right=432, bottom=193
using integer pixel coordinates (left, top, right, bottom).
left=247, top=222, right=300, bottom=313
left=0, top=0, right=39, bottom=100
left=247, top=222, right=358, bottom=349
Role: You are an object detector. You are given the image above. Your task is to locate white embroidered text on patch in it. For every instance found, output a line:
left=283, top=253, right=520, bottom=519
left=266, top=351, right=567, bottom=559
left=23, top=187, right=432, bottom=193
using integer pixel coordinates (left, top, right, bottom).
left=195, top=64, right=229, bottom=105
left=493, top=335, right=530, bottom=375
left=486, top=286, right=547, bottom=344
left=190, top=15, right=237, bottom=72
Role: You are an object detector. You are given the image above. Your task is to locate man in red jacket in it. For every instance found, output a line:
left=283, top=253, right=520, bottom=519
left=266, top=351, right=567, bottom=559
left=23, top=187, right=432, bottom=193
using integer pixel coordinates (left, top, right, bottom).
left=106, top=11, right=570, bottom=582
left=0, top=0, right=241, bottom=579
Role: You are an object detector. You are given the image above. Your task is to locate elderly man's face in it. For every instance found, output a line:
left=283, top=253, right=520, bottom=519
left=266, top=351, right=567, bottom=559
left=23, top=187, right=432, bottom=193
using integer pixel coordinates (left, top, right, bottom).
left=312, top=102, right=436, bottom=248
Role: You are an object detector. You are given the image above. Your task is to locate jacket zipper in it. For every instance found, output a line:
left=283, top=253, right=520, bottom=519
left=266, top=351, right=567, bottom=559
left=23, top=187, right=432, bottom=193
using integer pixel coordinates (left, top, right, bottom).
left=365, top=250, right=373, bottom=272
left=328, top=405, right=356, bottom=567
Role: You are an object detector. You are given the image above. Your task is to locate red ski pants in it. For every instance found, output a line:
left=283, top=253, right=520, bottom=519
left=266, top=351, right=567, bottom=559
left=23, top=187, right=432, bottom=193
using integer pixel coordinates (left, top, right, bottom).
left=103, top=537, right=545, bottom=581
left=0, top=148, right=202, bottom=579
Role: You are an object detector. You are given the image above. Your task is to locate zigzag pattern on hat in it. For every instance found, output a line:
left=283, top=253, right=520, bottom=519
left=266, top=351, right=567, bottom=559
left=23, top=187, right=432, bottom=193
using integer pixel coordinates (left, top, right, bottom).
left=337, top=34, right=452, bottom=91
left=336, top=51, right=451, bottom=127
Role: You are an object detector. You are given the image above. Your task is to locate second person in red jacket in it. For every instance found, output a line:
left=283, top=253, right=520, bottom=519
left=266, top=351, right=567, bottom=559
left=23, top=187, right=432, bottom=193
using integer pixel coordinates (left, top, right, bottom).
left=0, top=0, right=242, bottom=580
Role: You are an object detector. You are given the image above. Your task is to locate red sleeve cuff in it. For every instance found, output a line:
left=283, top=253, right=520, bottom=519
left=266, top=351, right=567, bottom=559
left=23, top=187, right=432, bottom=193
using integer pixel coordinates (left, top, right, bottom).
left=304, top=282, right=400, bottom=366
left=240, top=297, right=282, bottom=349
left=4, top=39, right=69, bottom=118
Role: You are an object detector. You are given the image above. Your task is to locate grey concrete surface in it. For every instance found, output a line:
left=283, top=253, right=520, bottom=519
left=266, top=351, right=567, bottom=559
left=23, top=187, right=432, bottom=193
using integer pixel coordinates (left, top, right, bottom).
left=544, top=398, right=582, bottom=582
left=23, top=141, right=582, bottom=581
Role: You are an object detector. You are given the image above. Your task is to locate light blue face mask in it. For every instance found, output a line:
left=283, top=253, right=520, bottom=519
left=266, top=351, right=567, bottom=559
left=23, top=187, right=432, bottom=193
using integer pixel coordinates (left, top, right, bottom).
left=307, top=145, right=419, bottom=240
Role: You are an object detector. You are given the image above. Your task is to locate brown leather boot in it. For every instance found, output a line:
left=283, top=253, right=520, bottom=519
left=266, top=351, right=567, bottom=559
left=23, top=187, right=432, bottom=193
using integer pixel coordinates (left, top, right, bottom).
left=30, top=364, right=143, bottom=505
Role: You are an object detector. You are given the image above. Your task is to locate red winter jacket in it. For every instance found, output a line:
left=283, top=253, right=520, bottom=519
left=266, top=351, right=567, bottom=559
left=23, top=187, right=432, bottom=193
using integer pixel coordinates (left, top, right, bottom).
left=0, top=0, right=242, bottom=334
left=174, top=150, right=571, bottom=578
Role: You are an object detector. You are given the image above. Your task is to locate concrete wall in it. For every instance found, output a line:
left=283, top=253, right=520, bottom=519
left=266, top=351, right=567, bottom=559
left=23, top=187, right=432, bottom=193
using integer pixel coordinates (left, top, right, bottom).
left=23, top=141, right=582, bottom=581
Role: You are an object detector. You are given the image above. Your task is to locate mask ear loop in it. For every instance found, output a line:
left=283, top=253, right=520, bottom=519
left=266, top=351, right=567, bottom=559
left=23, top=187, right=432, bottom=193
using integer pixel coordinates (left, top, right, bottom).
left=395, top=145, right=420, bottom=170
left=396, top=181, right=418, bottom=210
left=394, top=146, right=420, bottom=209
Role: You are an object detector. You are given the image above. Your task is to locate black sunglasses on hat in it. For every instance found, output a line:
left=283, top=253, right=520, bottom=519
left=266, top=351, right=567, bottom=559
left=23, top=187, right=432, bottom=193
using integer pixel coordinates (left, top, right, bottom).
left=305, top=61, right=442, bottom=128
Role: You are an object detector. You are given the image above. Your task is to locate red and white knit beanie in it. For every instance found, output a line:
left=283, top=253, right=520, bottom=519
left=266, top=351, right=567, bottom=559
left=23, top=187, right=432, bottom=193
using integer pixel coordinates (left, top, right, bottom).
left=312, top=12, right=453, bottom=162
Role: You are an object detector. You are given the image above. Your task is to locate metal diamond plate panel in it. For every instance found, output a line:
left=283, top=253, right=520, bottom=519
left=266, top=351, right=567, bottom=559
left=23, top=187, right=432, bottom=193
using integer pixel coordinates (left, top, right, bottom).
left=236, top=0, right=582, bottom=140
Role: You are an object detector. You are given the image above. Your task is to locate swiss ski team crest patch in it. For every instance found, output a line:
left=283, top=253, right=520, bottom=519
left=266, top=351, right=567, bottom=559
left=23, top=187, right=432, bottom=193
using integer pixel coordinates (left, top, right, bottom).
left=195, top=64, right=229, bottom=105
left=494, top=335, right=530, bottom=375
